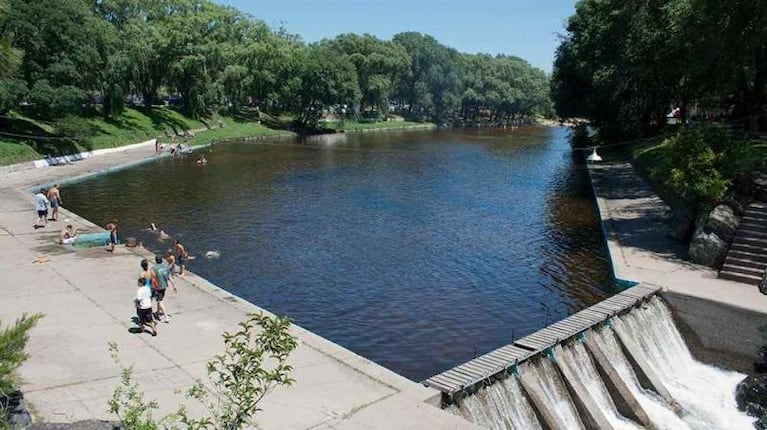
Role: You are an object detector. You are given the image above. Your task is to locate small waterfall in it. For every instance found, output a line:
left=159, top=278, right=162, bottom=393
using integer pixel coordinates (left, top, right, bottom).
left=612, top=296, right=754, bottom=429
left=439, top=295, right=755, bottom=430
left=556, top=341, right=642, bottom=429
left=591, top=324, right=691, bottom=429
left=520, top=356, right=585, bottom=429
left=446, top=375, right=542, bottom=430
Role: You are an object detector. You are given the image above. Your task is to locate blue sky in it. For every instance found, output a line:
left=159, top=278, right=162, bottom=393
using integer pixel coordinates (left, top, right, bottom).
left=216, top=0, right=577, bottom=74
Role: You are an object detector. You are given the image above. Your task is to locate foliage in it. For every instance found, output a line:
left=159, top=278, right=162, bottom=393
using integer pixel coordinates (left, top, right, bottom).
left=552, top=0, right=767, bottom=138
left=53, top=115, right=94, bottom=145
left=0, top=313, right=43, bottom=429
left=0, top=313, right=42, bottom=394
left=643, top=125, right=763, bottom=209
left=109, top=313, right=297, bottom=430
left=107, top=343, right=165, bottom=430
left=179, top=313, right=297, bottom=430
left=0, top=0, right=551, bottom=124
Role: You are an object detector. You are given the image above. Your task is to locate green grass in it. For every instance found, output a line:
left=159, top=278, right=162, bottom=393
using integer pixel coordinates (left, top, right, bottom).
left=0, top=108, right=290, bottom=165
left=321, top=120, right=434, bottom=131
left=0, top=140, right=41, bottom=164
left=185, top=118, right=294, bottom=146
left=86, top=107, right=205, bottom=150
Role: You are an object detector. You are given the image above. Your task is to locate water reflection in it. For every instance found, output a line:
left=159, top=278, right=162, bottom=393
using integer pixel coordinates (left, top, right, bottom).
left=64, top=127, right=612, bottom=381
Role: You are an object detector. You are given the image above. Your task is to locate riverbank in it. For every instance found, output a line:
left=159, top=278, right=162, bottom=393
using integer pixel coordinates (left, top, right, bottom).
left=321, top=120, right=436, bottom=133
left=0, top=108, right=303, bottom=167
left=587, top=161, right=767, bottom=372
left=0, top=144, right=477, bottom=428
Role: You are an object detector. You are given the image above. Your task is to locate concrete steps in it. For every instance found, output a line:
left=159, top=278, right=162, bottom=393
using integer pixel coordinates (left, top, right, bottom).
left=720, top=202, right=767, bottom=286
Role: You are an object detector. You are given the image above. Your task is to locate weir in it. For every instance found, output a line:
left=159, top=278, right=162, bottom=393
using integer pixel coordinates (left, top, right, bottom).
left=424, top=287, right=754, bottom=429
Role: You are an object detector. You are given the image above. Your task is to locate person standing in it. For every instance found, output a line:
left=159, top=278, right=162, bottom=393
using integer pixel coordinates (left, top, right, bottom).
left=33, top=188, right=49, bottom=229
left=134, top=277, right=157, bottom=336
left=165, top=251, right=176, bottom=276
left=106, top=223, right=118, bottom=252
left=174, top=239, right=188, bottom=275
left=151, top=255, right=177, bottom=323
left=47, top=184, right=62, bottom=221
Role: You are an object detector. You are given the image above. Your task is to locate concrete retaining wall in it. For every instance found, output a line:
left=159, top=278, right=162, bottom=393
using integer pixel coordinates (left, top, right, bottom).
left=662, top=290, right=767, bottom=373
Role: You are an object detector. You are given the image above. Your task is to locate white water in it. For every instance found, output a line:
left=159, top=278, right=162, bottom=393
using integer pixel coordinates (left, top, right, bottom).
left=523, top=357, right=585, bottom=429
left=556, top=341, right=642, bottom=429
left=446, top=375, right=542, bottom=430
left=591, top=324, right=691, bottom=429
left=612, top=296, right=754, bottom=429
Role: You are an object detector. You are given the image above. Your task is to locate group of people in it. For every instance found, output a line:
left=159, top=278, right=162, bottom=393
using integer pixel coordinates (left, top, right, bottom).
left=33, top=184, right=62, bottom=229
left=133, top=239, right=189, bottom=336
left=134, top=255, right=178, bottom=336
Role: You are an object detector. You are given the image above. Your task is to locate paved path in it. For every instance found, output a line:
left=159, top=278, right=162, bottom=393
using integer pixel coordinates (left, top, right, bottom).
left=588, top=162, right=767, bottom=312
left=0, top=144, right=476, bottom=429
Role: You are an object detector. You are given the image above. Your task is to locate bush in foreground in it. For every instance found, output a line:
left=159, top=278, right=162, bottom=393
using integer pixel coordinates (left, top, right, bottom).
left=109, top=312, right=297, bottom=430
left=0, top=313, right=43, bottom=429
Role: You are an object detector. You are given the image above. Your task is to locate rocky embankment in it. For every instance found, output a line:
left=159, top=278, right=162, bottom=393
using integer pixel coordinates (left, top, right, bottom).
left=669, top=170, right=767, bottom=270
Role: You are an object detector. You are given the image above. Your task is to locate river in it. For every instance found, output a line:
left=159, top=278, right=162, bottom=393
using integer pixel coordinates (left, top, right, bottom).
left=64, top=126, right=615, bottom=382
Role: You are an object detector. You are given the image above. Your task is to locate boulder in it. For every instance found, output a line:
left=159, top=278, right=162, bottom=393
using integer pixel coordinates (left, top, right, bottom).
left=689, top=227, right=727, bottom=267
left=668, top=209, right=694, bottom=242
left=737, top=374, right=767, bottom=427
left=722, top=194, right=746, bottom=216
left=705, top=204, right=739, bottom=242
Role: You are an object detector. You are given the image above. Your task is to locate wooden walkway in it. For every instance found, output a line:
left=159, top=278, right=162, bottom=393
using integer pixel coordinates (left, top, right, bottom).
left=424, top=283, right=661, bottom=396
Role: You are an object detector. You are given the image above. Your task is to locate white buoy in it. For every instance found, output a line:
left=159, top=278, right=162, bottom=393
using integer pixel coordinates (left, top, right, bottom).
left=158, top=230, right=170, bottom=240
left=586, top=148, right=603, bottom=162
left=150, top=222, right=157, bottom=231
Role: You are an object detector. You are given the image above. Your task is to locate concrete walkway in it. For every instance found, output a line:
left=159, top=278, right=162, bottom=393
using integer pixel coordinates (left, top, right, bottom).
left=588, top=162, right=767, bottom=369
left=0, top=143, right=477, bottom=429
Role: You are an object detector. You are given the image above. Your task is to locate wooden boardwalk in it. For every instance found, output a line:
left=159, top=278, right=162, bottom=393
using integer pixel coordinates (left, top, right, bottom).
left=423, top=283, right=661, bottom=396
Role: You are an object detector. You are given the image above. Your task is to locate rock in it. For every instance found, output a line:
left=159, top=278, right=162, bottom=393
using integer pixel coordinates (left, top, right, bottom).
left=668, top=209, right=694, bottom=242
left=722, top=194, right=746, bottom=216
left=689, top=226, right=728, bottom=267
left=737, top=374, right=767, bottom=425
left=705, top=204, right=739, bottom=242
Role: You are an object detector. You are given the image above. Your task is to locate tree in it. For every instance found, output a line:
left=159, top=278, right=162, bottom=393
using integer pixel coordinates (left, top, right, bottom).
left=552, top=0, right=767, bottom=137
left=0, top=313, right=43, bottom=428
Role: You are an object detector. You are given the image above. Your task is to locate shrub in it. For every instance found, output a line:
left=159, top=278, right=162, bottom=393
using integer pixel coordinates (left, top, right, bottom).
left=649, top=124, right=763, bottom=210
left=27, top=80, right=87, bottom=118
left=0, top=314, right=43, bottom=428
left=53, top=115, right=94, bottom=145
left=109, top=312, right=297, bottom=430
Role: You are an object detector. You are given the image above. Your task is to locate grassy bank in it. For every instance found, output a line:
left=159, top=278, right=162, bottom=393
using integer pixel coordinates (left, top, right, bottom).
left=184, top=119, right=294, bottom=146
left=321, top=120, right=435, bottom=132
left=0, top=108, right=288, bottom=166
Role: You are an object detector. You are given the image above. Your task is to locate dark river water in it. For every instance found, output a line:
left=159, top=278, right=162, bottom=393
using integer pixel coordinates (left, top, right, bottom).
left=64, top=126, right=615, bottom=381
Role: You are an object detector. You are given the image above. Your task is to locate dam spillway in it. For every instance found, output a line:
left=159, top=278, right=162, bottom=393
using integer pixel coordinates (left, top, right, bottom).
left=427, top=286, right=754, bottom=429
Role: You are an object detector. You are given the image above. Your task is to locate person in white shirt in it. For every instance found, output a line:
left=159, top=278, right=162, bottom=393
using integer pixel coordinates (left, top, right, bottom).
left=59, top=225, right=77, bottom=245
left=134, top=277, right=157, bottom=336
left=34, top=188, right=49, bottom=229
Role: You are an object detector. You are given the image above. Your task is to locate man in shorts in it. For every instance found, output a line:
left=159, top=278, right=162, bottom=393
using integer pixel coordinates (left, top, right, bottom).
left=151, top=255, right=177, bottom=323
left=47, top=184, right=62, bottom=221
left=34, top=188, right=49, bottom=229
left=174, top=239, right=188, bottom=275
left=134, top=277, right=157, bottom=336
